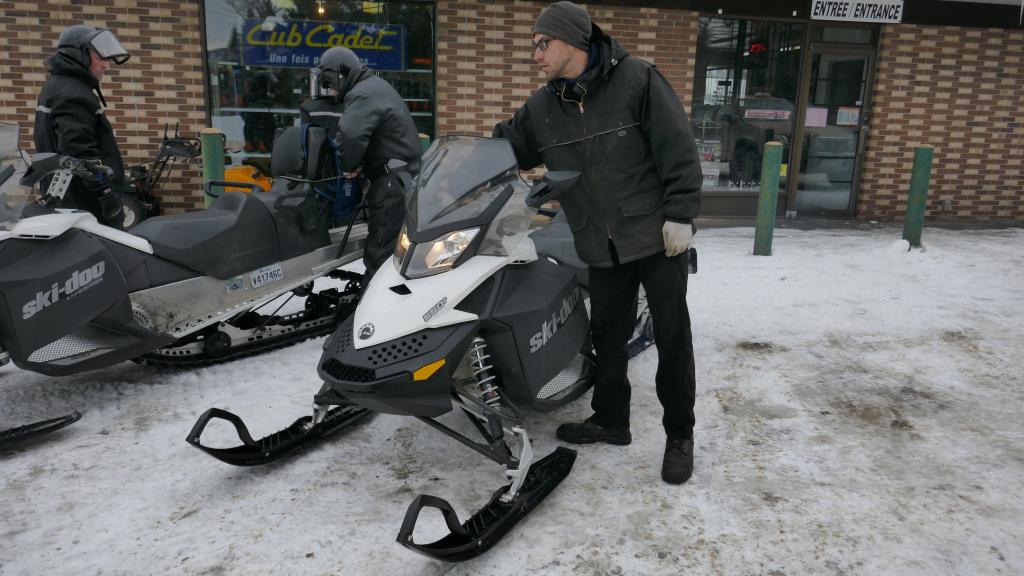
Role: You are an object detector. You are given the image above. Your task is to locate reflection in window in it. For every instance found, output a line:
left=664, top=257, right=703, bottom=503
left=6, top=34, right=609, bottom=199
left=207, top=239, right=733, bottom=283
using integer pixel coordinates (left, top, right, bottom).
left=691, top=18, right=803, bottom=193
left=204, top=0, right=435, bottom=169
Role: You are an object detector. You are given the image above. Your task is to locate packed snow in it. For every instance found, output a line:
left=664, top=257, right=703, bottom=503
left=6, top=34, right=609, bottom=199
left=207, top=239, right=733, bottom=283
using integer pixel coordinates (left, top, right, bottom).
left=1, top=225, right=1022, bottom=576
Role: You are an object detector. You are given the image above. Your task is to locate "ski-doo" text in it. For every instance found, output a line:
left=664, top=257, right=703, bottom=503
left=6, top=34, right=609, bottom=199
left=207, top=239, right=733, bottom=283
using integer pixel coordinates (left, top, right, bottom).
left=529, top=286, right=581, bottom=353
left=21, top=262, right=106, bottom=320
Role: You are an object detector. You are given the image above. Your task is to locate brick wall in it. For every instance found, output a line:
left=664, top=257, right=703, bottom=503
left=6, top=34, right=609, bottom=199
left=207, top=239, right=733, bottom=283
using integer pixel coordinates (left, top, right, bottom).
left=0, top=0, right=207, bottom=212
left=435, top=0, right=700, bottom=137
left=860, top=25, right=1024, bottom=221
left=6, top=3, right=1018, bottom=222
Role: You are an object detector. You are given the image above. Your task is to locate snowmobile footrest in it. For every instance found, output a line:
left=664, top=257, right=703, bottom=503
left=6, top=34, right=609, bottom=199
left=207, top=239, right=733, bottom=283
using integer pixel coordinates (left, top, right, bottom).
left=1, top=411, right=82, bottom=450
left=186, top=404, right=370, bottom=466
left=397, top=446, right=577, bottom=562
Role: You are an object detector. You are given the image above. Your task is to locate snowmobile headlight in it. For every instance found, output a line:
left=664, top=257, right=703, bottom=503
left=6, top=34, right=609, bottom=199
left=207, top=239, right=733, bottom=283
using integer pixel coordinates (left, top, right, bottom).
left=393, top=225, right=412, bottom=270
left=404, top=228, right=480, bottom=279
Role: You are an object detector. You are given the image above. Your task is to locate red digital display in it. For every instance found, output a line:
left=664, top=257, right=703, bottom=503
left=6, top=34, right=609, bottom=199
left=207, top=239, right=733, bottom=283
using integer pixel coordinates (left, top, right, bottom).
left=749, top=42, right=768, bottom=54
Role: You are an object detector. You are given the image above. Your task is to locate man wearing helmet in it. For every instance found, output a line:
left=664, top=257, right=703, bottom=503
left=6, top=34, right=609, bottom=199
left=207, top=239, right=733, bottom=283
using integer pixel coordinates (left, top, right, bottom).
left=310, top=46, right=422, bottom=281
left=300, top=68, right=345, bottom=140
left=33, top=24, right=131, bottom=229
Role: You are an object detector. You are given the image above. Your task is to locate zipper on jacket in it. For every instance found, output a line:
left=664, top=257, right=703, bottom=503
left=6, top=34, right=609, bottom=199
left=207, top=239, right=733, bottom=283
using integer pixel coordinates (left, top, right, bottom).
left=569, top=84, right=609, bottom=240
left=558, top=82, right=613, bottom=247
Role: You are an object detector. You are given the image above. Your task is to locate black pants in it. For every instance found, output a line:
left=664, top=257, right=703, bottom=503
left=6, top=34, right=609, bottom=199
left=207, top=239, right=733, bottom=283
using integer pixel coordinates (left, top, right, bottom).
left=588, top=248, right=696, bottom=440
left=362, top=173, right=406, bottom=282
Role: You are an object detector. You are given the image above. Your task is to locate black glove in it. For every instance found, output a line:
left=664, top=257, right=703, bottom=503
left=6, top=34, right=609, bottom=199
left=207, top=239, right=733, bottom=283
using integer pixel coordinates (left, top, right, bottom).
left=97, top=188, right=125, bottom=230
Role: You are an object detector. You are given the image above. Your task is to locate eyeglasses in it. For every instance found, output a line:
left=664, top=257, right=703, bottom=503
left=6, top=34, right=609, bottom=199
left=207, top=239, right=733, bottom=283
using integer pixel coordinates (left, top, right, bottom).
left=532, top=37, right=554, bottom=52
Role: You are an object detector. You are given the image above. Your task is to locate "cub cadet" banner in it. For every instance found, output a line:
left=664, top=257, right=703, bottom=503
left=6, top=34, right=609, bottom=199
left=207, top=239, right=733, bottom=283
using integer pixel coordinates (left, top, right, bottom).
left=241, top=19, right=405, bottom=70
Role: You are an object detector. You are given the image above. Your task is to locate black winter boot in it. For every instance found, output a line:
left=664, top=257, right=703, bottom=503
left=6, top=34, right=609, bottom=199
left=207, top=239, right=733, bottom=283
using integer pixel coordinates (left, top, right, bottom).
left=556, top=415, right=631, bottom=445
left=661, top=435, right=693, bottom=485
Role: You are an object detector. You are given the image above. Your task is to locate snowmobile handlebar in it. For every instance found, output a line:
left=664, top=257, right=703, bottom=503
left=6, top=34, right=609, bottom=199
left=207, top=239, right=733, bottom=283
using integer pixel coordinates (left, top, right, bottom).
left=525, top=171, right=580, bottom=209
left=385, top=158, right=416, bottom=192
left=19, top=153, right=114, bottom=188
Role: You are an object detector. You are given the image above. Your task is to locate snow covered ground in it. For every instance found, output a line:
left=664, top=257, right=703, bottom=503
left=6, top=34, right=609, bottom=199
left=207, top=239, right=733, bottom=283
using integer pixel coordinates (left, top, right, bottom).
left=2, top=225, right=1022, bottom=576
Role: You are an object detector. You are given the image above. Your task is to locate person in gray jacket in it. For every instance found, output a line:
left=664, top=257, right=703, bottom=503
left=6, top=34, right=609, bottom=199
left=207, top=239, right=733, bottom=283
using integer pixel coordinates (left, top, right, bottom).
left=33, top=25, right=131, bottom=229
left=310, top=47, right=422, bottom=282
left=493, top=1, right=702, bottom=485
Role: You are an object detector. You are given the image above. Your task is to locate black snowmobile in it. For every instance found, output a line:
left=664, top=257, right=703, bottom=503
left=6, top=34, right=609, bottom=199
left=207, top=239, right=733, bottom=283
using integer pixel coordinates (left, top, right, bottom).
left=0, top=122, right=365, bottom=446
left=188, top=136, right=685, bottom=561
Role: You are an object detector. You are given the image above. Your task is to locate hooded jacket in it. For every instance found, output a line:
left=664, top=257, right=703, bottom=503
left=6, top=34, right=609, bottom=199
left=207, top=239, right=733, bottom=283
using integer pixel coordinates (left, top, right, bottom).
left=493, top=24, right=702, bottom=267
left=334, top=64, right=421, bottom=174
left=33, top=52, right=128, bottom=212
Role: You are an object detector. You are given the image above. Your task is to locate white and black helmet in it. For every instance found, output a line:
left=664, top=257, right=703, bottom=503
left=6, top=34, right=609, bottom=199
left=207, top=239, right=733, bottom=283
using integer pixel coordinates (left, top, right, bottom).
left=310, top=47, right=365, bottom=99
left=57, top=25, right=131, bottom=69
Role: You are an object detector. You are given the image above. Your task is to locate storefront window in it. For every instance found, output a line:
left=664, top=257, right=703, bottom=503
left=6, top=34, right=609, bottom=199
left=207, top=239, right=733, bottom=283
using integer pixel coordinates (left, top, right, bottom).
left=691, top=18, right=804, bottom=194
left=204, top=0, right=435, bottom=166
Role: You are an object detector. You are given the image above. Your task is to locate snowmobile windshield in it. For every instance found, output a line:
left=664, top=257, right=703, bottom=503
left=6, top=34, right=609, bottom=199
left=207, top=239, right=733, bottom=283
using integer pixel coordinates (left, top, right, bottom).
left=408, top=136, right=533, bottom=256
left=0, top=123, right=34, bottom=231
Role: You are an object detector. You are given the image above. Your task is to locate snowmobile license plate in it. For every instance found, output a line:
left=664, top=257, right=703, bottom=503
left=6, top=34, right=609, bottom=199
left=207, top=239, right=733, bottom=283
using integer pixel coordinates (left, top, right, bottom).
left=250, top=263, right=284, bottom=288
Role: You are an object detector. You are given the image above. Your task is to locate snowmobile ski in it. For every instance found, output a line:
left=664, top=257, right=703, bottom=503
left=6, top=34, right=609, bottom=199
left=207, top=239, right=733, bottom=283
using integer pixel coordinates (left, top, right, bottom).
left=186, top=402, right=370, bottom=466
left=397, top=446, right=577, bottom=562
left=0, top=411, right=82, bottom=450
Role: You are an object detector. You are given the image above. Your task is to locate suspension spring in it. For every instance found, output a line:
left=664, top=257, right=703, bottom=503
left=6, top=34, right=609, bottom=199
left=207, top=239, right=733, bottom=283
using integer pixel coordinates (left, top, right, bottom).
left=469, top=336, right=502, bottom=407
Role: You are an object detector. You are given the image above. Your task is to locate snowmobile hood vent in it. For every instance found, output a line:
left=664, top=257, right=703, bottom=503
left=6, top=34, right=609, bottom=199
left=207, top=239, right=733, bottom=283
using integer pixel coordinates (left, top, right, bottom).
left=332, top=315, right=439, bottom=368
left=322, top=358, right=376, bottom=383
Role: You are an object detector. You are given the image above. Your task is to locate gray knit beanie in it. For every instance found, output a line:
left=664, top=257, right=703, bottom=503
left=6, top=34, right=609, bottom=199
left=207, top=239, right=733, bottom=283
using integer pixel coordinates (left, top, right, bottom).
left=533, top=1, right=591, bottom=51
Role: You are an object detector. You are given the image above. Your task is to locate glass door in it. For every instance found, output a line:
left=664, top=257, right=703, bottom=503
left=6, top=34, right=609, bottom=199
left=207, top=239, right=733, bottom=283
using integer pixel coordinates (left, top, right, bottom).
left=792, top=47, right=874, bottom=216
left=690, top=18, right=804, bottom=217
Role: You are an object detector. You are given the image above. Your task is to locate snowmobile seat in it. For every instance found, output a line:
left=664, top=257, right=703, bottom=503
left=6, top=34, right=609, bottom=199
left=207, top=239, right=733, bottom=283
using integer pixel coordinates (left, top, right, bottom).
left=255, top=125, right=333, bottom=260
left=130, top=191, right=283, bottom=279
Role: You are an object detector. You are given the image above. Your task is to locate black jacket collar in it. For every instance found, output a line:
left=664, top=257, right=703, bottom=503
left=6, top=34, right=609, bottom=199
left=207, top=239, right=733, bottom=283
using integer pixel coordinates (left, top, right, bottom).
left=548, top=23, right=629, bottom=99
left=46, top=53, right=99, bottom=89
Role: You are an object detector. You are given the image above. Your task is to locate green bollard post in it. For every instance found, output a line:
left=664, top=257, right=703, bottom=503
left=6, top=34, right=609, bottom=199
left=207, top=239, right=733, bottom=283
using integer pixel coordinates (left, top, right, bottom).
left=419, top=132, right=431, bottom=153
left=200, top=128, right=225, bottom=208
left=753, top=141, right=783, bottom=256
left=902, top=146, right=934, bottom=249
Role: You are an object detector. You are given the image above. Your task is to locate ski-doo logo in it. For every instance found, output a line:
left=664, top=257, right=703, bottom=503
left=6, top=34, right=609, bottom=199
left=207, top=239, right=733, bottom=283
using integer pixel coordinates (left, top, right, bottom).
left=358, top=322, right=375, bottom=340
left=22, top=262, right=106, bottom=320
left=529, top=286, right=581, bottom=353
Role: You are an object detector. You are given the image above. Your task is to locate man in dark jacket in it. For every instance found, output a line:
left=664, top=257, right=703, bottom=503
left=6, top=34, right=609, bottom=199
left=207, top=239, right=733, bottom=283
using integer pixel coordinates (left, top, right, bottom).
left=33, top=25, right=131, bottom=229
left=311, top=47, right=422, bottom=282
left=493, top=1, right=703, bottom=485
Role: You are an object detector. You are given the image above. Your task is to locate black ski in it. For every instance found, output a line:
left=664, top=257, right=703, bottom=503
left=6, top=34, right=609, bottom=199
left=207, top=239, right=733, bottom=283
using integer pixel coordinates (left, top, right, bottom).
left=1, top=411, right=82, bottom=450
left=186, top=404, right=370, bottom=466
left=397, top=446, right=577, bottom=562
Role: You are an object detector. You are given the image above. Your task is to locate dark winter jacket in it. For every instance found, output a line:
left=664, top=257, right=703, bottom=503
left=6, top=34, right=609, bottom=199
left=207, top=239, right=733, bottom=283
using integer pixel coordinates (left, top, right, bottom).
left=493, top=24, right=702, bottom=267
left=335, top=67, right=421, bottom=175
left=33, top=53, right=128, bottom=214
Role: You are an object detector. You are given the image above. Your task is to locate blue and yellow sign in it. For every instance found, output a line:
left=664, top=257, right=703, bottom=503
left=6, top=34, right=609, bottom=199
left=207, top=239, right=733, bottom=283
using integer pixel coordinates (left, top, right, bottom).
left=242, top=19, right=405, bottom=70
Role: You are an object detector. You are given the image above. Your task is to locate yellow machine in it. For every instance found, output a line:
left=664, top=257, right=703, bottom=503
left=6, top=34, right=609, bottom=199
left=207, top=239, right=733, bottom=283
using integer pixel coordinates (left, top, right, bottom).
left=223, top=164, right=271, bottom=193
